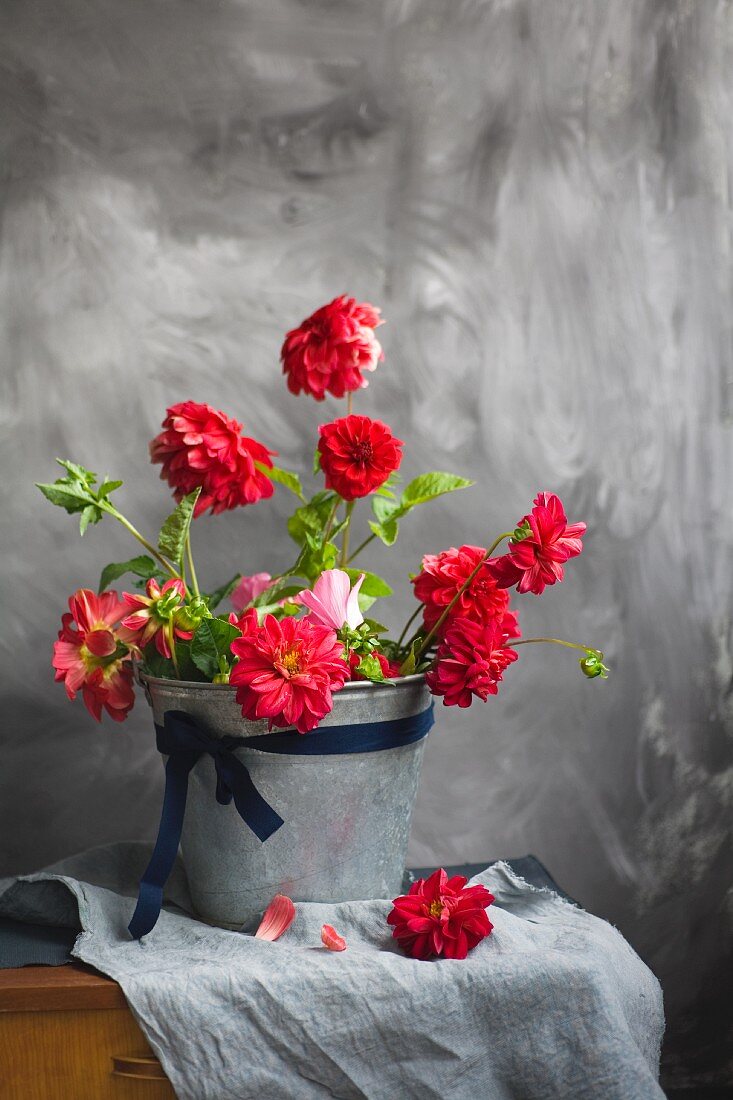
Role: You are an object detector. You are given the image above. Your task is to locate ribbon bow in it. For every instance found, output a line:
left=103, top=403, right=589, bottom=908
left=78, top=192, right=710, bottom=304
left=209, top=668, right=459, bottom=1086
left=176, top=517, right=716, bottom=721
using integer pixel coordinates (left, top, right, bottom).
left=127, top=711, right=284, bottom=940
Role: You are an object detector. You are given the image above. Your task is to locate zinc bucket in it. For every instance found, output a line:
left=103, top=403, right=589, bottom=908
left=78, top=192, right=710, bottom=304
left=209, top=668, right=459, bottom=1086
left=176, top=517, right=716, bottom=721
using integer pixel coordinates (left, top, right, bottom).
left=140, top=673, right=431, bottom=929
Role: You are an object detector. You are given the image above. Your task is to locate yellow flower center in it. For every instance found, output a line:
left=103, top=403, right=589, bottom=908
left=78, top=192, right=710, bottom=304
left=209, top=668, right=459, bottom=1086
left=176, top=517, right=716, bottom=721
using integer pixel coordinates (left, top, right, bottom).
left=280, top=648, right=302, bottom=677
left=428, top=900, right=444, bottom=919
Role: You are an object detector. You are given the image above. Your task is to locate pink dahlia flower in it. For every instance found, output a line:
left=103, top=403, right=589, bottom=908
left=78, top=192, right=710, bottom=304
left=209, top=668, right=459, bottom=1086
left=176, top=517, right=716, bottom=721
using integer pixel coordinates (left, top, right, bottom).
left=426, top=618, right=518, bottom=708
left=150, top=400, right=276, bottom=517
left=52, top=589, right=136, bottom=723
left=491, top=492, right=586, bottom=595
left=412, top=545, right=517, bottom=638
left=387, top=868, right=495, bottom=960
left=297, top=569, right=364, bottom=632
left=230, top=572, right=272, bottom=614
left=230, top=614, right=349, bottom=733
left=281, top=295, right=384, bottom=401
left=121, top=578, right=193, bottom=659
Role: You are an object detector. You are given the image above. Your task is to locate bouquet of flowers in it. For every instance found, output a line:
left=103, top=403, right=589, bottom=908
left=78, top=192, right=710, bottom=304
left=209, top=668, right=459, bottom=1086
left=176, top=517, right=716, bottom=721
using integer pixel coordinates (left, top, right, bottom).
left=39, top=295, right=607, bottom=734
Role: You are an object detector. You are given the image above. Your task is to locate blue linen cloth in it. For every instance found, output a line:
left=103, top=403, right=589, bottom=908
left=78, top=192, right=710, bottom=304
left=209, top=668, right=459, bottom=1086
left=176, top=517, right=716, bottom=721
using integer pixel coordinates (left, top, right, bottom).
left=0, top=842, right=664, bottom=1100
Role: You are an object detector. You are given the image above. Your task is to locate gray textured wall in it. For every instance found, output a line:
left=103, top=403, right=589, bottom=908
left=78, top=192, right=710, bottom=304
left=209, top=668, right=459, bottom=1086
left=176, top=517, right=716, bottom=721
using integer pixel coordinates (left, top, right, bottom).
left=1, top=0, right=731, bottom=1088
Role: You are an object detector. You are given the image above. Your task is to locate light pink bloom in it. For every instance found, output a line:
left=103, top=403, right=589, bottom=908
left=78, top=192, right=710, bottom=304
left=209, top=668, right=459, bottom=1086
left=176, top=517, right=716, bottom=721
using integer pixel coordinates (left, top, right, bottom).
left=321, top=924, right=347, bottom=951
left=297, top=569, right=364, bottom=632
left=254, top=894, right=296, bottom=941
left=230, top=572, right=272, bottom=613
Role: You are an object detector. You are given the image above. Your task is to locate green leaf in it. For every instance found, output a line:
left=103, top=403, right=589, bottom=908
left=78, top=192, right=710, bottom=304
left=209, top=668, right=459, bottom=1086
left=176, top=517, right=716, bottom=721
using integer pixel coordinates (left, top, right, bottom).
left=343, top=568, right=393, bottom=598
left=293, top=540, right=339, bottom=582
left=98, top=478, right=123, bottom=499
left=36, top=480, right=96, bottom=514
left=255, top=461, right=304, bottom=501
left=158, top=489, right=200, bottom=565
left=372, top=496, right=399, bottom=525
left=55, top=459, right=97, bottom=486
left=206, top=574, right=242, bottom=612
left=98, top=555, right=159, bottom=593
left=313, top=448, right=322, bottom=475
left=190, top=617, right=241, bottom=680
left=400, top=472, right=473, bottom=510
left=354, top=653, right=387, bottom=683
left=287, top=492, right=336, bottom=546
left=79, top=504, right=101, bottom=535
left=252, top=581, right=304, bottom=609
left=368, top=518, right=399, bottom=547
left=363, top=618, right=388, bottom=634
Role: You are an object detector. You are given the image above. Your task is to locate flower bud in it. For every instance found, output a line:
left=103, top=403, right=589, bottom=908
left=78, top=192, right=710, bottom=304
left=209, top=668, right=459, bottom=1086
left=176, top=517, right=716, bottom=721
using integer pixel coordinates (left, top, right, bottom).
left=512, top=520, right=532, bottom=543
left=579, top=652, right=608, bottom=679
left=176, top=596, right=211, bottom=632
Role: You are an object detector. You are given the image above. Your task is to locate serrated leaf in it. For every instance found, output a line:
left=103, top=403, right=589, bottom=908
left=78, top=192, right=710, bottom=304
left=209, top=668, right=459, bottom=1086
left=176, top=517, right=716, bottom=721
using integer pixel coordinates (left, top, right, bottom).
left=355, top=653, right=387, bottom=683
left=368, top=518, right=399, bottom=547
left=252, top=581, right=304, bottom=609
left=363, top=618, right=388, bottom=634
left=206, top=574, right=242, bottom=612
left=79, top=505, right=101, bottom=535
left=190, top=617, right=241, bottom=680
left=56, top=459, right=97, bottom=486
left=400, top=472, right=473, bottom=510
left=158, top=489, right=201, bottom=565
left=255, top=461, right=304, bottom=501
left=98, top=555, right=159, bottom=593
left=36, top=481, right=96, bottom=514
left=342, top=568, right=393, bottom=598
left=287, top=492, right=337, bottom=546
left=98, top=478, right=123, bottom=498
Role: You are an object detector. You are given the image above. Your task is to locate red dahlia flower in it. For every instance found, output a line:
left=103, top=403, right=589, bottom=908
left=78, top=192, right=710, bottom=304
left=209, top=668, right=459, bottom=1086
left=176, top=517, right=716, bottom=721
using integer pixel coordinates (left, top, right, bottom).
left=491, top=492, right=586, bottom=595
left=150, top=401, right=276, bottom=517
left=426, top=618, right=518, bottom=708
left=387, top=868, right=495, bottom=960
left=412, top=545, right=517, bottom=638
left=52, top=589, right=136, bottom=723
left=281, top=295, right=384, bottom=400
left=230, top=614, right=349, bottom=733
left=121, top=578, right=193, bottom=659
left=317, top=415, right=403, bottom=501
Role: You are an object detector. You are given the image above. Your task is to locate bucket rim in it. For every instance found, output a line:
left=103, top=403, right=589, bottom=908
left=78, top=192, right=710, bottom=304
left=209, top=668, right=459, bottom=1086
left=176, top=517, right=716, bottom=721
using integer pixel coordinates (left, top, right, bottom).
left=136, top=668, right=427, bottom=692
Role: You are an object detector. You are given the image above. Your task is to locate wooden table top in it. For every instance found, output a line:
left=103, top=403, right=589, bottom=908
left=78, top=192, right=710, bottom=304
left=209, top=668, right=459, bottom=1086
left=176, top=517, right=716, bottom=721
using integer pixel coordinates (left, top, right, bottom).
left=0, top=963, right=126, bottom=1013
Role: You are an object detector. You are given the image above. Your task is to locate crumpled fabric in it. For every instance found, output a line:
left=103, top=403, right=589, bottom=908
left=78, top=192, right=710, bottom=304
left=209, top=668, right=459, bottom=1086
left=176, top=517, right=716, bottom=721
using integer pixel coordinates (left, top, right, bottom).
left=0, top=842, right=664, bottom=1100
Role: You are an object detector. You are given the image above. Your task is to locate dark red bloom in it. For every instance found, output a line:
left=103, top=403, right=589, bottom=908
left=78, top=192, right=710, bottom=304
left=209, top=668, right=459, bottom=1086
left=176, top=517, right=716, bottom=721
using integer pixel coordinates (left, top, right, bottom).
left=412, top=544, right=518, bottom=638
left=150, top=401, right=276, bottom=517
left=318, top=415, right=403, bottom=501
left=387, top=868, right=495, bottom=960
left=491, top=492, right=586, bottom=595
left=426, top=618, right=518, bottom=708
left=281, top=295, right=383, bottom=400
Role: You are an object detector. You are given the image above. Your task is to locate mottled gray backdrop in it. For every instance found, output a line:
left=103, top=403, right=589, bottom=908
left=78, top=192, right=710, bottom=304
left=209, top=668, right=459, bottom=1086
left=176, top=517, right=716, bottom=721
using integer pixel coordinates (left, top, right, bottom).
left=1, top=0, right=731, bottom=1089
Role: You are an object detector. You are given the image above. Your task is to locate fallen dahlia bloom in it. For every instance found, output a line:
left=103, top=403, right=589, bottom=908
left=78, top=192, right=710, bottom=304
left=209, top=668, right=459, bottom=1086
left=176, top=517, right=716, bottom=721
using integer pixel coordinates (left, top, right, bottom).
left=297, top=569, right=364, bottom=632
left=230, top=614, right=349, bottom=733
left=150, top=400, right=276, bottom=517
left=491, top=492, right=586, bottom=595
left=387, top=868, right=495, bottom=960
left=412, top=544, right=515, bottom=637
left=230, top=572, right=272, bottom=613
left=121, top=578, right=193, bottom=659
left=318, top=415, right=403, bottom=501
left=281, top=295, right=384, bottom=401
left=52, top=589, right=136, bottom=723
left=426, top=618, right=518, bottom=707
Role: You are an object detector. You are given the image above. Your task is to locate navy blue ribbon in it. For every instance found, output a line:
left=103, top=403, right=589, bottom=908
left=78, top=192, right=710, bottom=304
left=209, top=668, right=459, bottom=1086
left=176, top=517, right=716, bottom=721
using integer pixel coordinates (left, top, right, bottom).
left=129, top=703, right=434, bottom=939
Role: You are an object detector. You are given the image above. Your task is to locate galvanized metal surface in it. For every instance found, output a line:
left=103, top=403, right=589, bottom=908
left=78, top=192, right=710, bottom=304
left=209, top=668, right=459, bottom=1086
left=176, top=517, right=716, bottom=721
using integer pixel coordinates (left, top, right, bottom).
left=141, top=674, right=431, bottom=928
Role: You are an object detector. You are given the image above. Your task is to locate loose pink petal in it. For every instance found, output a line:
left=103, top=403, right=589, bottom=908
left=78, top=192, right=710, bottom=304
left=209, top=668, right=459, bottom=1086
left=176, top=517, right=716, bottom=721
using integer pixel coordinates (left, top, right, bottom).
left=254, top=894, right=296, bottom=941
left=321, top=924, right=347, bottom=951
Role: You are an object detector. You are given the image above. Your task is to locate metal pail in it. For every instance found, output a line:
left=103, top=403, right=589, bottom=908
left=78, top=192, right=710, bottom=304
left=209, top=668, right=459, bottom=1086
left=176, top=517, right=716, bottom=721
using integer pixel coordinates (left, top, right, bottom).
left=140, top=673, right=431, bottom=928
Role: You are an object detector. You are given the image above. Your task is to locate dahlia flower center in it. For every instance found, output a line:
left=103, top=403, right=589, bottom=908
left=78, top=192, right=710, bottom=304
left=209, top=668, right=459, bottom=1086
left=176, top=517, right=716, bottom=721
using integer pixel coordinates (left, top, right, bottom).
left=427, top=900, right=445, bottom=919
left=351, top=440, right=374, bottom=464
left=279, top=647, right=303, bottom=678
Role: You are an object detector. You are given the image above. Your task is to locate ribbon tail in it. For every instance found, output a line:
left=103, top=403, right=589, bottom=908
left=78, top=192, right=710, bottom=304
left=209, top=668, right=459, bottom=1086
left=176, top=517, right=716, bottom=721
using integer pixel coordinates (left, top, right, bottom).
left=223, top=755, right=285, bottom=842
left=128, top=753, right=195, bottom=939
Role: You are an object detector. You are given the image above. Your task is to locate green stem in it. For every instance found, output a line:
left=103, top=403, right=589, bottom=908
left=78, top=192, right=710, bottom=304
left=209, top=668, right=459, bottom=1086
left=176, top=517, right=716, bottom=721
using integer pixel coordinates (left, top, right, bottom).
left=167, top=621, right=181, bottom=679
left=346, top=391, right=354, bottom=416
left=346, top=532, right=376, bottom=565
left=322, top=498, right=341, bottom=546
left=511, top=637, right=600, bottom=655
left=185, top=534, right=200, bottom=598
left=397, top=605, right=422, bottom=650
left=106, top=506, right=180, bottom=579
left=409, top=531, right=515, bottom=666
left=340, top=501, right=355, bottom=567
